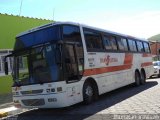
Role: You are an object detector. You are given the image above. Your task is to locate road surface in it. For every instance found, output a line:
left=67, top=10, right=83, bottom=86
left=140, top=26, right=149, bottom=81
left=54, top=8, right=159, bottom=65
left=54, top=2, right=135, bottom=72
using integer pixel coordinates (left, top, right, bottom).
left=4, top=77, right=160, bottom=120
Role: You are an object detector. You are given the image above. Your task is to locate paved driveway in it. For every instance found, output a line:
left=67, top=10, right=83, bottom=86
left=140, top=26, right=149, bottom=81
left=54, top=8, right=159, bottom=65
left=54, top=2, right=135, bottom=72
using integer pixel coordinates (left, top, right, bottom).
left=6, top=77, right=160, bottom=120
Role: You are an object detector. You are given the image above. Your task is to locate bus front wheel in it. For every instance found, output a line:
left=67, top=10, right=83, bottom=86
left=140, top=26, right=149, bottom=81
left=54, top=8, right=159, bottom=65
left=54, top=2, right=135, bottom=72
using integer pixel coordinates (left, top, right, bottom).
left=83, top=82, right=94, bottom=104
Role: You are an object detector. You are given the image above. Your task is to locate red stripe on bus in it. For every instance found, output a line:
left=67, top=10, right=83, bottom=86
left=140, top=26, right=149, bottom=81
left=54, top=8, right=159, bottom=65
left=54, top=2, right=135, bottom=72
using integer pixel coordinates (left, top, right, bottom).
left=142, top=53, right=152, bottom=57
left=84, top=64, right=132, bottom=76
left=124, top=53, right=133, bottom=64
left=84, top=53, right=133, bottom=76
left=141, top=62, right=152, bottom=67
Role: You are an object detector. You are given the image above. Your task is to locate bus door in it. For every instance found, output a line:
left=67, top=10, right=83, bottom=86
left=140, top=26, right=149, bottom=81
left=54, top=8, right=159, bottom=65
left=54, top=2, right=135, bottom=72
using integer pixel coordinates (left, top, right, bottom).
left=64, top=43, right=84, bottom=83
left=64, top=43, right=84, bottom=103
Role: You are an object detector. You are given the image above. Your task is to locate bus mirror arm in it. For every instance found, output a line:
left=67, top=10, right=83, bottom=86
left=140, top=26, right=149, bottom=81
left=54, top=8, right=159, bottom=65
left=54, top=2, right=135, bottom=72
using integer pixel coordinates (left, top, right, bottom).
left=4, top=57, right=9, bottom=75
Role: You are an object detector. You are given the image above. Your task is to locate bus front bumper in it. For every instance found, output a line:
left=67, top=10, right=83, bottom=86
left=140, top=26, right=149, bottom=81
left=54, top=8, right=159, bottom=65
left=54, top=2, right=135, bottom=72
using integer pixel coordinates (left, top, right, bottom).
left=13, top=92, right=70, bottom=108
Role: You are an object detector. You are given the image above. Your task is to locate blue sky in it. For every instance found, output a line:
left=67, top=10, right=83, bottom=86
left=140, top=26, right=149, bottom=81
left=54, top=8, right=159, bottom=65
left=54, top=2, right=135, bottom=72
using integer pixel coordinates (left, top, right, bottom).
left=1, top=0, right=160, bottom=38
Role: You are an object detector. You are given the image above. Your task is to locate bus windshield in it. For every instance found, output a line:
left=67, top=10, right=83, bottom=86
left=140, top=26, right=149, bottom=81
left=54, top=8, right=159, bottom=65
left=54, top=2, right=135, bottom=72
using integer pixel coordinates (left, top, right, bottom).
left=12, top=43, right=62, bottom=86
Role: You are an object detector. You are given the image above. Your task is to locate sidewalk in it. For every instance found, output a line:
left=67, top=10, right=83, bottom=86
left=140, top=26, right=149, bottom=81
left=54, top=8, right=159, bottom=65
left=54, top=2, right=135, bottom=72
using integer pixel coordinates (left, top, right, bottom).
left=0, top=93, right=12, bottom=107
left=0, top=106, right=17, bottom=118
left=0, top=93, right=33, bottom=119
left=0, top=94, right=13, bottom=118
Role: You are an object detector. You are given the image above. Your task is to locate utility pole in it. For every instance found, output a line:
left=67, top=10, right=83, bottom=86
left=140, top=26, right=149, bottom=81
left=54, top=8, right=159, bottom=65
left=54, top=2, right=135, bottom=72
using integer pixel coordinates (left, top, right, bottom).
left=53, top=8, right=55, bottom=21
left=19, top=0, right=23, bottom=16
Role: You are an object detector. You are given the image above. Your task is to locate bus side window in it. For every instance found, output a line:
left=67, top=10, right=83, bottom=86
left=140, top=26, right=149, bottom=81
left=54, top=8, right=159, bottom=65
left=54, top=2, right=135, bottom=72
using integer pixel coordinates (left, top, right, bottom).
left=110, top=36, right=118, bottom=50
left=83, top=28, right=104, bottom=51
left=117, top=38, right=128, bottom=51
left=103, top=36, right=112, bottom=50
left=143, top=42, right=150, bottom=53
left=136, top=41, right=144, bottom=52
left=63, top=25, right=82, bottom=45
left=128, top=39, right=137, bottom=52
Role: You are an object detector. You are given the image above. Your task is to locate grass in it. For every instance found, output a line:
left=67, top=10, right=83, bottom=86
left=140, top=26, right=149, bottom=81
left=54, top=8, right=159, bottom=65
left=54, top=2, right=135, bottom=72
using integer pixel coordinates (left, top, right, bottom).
left=0, top=13, right=52, bottom=49
left=0, top=75, right=13, bottom=94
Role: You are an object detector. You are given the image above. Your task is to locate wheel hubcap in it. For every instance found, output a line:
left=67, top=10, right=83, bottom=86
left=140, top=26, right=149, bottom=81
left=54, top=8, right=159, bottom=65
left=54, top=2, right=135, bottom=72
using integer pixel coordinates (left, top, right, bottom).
left=85, top=86, right=93, bottom=97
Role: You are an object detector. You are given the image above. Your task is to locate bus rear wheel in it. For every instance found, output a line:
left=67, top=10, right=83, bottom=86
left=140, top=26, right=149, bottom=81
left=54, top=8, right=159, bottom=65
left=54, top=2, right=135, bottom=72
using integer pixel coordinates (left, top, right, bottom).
left=83, top=82, right=95, bottom=104
left=140, top=70, right=146, bottom=85
left=135, top=71, right=140, bottom=86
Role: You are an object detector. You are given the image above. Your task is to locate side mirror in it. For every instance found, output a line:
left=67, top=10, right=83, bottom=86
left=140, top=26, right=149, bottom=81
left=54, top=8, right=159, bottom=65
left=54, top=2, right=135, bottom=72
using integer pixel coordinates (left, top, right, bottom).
left=4, top=61, right=9, bottom=75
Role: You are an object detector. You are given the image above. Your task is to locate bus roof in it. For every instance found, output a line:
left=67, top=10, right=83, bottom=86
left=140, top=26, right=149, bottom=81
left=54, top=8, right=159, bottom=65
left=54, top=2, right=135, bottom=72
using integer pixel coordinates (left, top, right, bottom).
left=16, top=22, right=79, bottom=38
left=16, top=21, right=147, bottom=42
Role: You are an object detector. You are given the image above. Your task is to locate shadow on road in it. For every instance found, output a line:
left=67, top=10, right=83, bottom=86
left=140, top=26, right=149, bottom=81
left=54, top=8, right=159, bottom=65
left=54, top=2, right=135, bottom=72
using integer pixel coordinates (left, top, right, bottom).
left=9, top=80, right=158, bottom=120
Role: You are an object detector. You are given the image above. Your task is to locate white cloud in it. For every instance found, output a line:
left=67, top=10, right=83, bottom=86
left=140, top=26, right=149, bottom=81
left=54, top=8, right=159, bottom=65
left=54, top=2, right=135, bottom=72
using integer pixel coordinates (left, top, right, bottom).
left=79, top=11, right=160, bottom=39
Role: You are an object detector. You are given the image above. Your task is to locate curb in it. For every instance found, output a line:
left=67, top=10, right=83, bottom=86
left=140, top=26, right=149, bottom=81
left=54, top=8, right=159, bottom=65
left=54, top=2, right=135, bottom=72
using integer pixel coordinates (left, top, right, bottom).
left=0, top=112, right=8, bottom=118
left=0, top=102, right=13, bottom=109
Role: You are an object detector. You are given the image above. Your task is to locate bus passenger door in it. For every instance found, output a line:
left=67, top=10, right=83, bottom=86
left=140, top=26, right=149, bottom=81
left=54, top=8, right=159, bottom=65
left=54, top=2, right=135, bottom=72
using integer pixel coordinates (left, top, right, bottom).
left=64, top=43, right=83, bottom=83
left=64, top=43, right=84, bottom=103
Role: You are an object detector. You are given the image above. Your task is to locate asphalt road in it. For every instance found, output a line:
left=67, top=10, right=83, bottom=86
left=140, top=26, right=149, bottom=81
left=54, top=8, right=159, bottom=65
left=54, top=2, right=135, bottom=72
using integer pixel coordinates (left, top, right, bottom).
left=5, top=77, right=160, bottom=120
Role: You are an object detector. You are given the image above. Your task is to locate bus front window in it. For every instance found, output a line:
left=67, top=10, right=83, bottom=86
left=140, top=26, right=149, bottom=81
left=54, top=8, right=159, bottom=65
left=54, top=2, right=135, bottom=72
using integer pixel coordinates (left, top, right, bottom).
left=13, top=44, right=61, bottom=86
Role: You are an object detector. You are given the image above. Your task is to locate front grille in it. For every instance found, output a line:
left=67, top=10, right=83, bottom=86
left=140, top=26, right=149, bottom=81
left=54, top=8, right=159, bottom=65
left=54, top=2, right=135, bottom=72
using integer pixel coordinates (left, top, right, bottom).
left=21, top=99, right=45, bottom=106
left=21, top=89, right=43, bottom=95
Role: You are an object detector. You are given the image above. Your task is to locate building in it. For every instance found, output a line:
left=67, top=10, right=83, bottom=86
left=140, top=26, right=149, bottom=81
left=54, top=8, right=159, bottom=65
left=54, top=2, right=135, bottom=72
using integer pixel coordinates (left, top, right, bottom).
left=0, top=13, right=52, bottom=75
left=150, top=41, right=160, bottom=61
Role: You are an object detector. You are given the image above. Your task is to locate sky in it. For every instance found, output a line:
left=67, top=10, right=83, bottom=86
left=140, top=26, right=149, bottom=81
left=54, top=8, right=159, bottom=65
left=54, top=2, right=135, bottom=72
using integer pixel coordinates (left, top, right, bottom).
left=0, top=0, right=160, bottom=39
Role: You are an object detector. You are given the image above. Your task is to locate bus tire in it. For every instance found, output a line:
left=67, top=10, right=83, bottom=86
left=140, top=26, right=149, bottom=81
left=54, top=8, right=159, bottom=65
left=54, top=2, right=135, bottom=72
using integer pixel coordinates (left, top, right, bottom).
left=140, top=70, right=146, bottom=85
left=135, top=71, right=140, bottom=86
left=83, top=81, right=94, bottom=104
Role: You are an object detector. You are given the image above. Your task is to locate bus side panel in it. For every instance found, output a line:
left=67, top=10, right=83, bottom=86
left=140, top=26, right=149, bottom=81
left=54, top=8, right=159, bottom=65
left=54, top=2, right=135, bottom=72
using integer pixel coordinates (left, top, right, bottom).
left=94, top=69, right=133, bottom=95
left=85, top=52, right=135, bottom=95
left=140, top=53, right=153, bottom=78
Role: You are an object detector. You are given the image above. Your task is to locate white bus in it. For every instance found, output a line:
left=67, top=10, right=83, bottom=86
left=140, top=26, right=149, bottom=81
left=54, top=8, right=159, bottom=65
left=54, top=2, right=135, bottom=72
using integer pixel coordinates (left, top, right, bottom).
left=4, top=22, right=153, bottom=108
